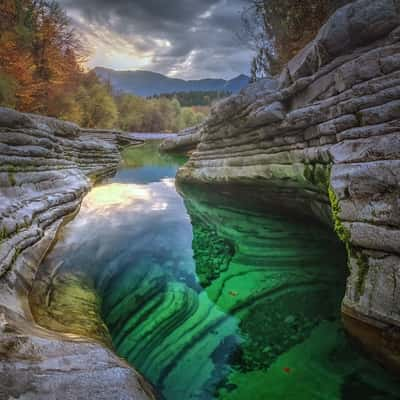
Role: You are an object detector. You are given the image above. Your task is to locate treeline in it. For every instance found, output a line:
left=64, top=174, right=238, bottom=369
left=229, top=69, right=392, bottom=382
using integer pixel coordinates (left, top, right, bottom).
left=150, top=91, right=231, bottom=107
left=0, top=0, right=205, bottom=131
left=116, top=94, right=205, bottom=132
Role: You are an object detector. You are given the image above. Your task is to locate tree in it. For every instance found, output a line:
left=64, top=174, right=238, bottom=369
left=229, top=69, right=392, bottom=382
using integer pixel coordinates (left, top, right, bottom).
left=0, top=0, right=37, bottom=110
left=241, top=0, right=352, bottom=80
left=116, top=94, right=148, bottom=131
left=32, top=1, right=84, bottom=115
left=0, top=0, right=85, bottom=113
left=79, top=83, right=118, bottom=129
left=181, top=108, right=200, bottom=128
left=0, top=1, right=205, bottom=131
left=0, top=72, right=17, bottom=107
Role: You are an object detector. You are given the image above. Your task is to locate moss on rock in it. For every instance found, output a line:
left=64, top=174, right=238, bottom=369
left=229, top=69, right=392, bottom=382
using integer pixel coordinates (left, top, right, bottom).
left=31, top=272, right=112, bottom=346
left=328, top=184, right=351, bottom=255
left=303, top=163, right=331, bottom=192
left=355, top=251, right=370, bottom=297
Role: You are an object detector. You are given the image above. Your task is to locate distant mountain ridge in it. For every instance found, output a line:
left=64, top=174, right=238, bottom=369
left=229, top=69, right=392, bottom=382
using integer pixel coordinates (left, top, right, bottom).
left=94, top=67, right=250, bottom=97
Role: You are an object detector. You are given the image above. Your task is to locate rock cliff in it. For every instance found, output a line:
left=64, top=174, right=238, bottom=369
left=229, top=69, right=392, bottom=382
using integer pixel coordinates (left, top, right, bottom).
left=165, top=0, right=400, bottom=372
left=0, top=108, right=155, bottom=399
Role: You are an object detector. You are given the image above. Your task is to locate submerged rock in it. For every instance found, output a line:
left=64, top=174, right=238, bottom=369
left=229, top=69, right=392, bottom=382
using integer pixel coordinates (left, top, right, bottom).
left=98, top=182, right=352, bottom=398
left=0, top=108, right=156, bottom=399
left=169, top=0, right=400, bottom=372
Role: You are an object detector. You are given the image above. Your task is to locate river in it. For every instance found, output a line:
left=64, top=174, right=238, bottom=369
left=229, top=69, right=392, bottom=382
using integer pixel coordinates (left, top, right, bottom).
left=30, top=141, right=400, bottom=400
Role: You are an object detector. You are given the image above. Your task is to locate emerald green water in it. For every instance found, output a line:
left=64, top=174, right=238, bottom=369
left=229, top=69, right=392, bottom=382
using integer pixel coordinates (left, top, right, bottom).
left=35, top=142, right=400, bottom=399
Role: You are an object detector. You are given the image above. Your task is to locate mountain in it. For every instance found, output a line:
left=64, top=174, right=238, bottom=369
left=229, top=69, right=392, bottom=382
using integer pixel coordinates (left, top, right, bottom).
left=94, top=67, right=250, bottom=97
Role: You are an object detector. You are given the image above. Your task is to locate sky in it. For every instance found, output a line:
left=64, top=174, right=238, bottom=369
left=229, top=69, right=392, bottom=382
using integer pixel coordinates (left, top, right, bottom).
left=58, top=0, right=254, bottom=80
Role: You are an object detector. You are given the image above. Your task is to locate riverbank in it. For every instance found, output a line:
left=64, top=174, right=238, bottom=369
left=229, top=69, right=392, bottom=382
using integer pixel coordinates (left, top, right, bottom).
left=0, top=108, right=156, bottom=399
left=27, top=143, right=400, bottom=399
left=162, top=0, right=400, bottom=372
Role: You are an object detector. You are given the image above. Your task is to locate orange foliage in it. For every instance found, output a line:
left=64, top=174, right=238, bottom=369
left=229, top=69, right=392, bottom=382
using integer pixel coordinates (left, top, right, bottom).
left=0, top=0, right=84, bottom=114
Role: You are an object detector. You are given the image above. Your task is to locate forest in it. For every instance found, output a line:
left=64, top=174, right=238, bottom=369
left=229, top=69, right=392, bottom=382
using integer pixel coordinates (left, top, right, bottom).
left=0, top=0, right=205, bottom=132
left=151, top=91, right=231, bottom=107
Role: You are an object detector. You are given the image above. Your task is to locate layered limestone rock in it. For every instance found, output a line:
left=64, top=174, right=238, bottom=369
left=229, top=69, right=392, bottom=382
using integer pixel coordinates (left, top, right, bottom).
left=81, top=128, right=144, bottom=149
left=169, top=0, right=400, bottom=371
left=0, top=107, right=156, bottom=399
left=159, top=125, right=202, bottom=153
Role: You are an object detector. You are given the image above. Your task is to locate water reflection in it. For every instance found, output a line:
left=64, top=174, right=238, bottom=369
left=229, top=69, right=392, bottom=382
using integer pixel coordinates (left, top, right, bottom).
left=31, top=142, right=400, bottom=400
left=116, top=141, right=187, bottom=185
left=87, top=183, right=152, bottom=210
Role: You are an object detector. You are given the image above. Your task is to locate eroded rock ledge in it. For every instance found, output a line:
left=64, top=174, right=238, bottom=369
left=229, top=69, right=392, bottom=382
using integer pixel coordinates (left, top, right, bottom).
left=0, top=108, right=155, bottom=399
left=159, top=125, right=202, bottom=154
left=166, top=0, right=400, bottom=371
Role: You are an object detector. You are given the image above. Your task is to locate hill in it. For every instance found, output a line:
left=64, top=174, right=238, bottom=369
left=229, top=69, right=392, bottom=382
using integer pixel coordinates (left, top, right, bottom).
left=94, top=67, right=249, bottom=97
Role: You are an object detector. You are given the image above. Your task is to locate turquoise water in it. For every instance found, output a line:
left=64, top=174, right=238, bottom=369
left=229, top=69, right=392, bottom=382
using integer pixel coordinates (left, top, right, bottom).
left=34, top=142, right=400, bottom=399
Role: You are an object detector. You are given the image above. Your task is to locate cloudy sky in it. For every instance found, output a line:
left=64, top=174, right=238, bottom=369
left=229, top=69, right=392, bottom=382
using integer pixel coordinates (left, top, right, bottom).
left=58, top=0, right=254, bottom=80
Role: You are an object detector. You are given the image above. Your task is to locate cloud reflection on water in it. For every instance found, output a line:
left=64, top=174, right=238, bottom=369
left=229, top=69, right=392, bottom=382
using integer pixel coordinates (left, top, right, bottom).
left=84, top=183, right=152, bottom=210
left=80, top=179, right=176, bottom=215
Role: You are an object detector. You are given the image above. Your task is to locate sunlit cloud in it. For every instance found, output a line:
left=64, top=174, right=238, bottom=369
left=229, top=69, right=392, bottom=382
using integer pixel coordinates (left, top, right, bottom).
left=84, top=28, right=154, bottom=71
left=59, top=0, right=254, bottom=79
left=199, top=4, right=217, bottom=19
left=168, top=50, right=198, bottom=77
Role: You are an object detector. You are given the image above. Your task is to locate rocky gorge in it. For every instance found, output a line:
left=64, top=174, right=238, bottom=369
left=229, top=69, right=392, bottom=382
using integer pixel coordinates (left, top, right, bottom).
left=0, top=0, right=399, bottom=397
left=162, top=0, right=400, bottom=373
left=0, top=108, right=155, bottom=399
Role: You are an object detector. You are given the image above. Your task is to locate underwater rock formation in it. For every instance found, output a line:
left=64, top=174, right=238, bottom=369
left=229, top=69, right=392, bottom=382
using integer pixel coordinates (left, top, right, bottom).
left=0, top=107, right=155, bottom=399
left=97, top=184, right=354, bottom=398
left=84, top=182, right=398, bottom=399
left=167, top=0, right=400, bottom=371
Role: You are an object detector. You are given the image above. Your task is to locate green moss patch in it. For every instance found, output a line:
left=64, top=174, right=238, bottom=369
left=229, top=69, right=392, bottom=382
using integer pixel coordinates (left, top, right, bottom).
left=328, top=184, right=352, bottom=260
left=355, top=251, right=370, bottom=297
left=304, top=163, right=331, bottom=192
left=8, top=171, right=16, bottom=186
left=32, top=273, right=112, bottom=346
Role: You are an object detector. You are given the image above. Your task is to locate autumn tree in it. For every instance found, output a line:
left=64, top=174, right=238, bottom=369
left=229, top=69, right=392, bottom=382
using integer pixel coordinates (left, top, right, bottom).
left=0, top=0, right=205, bottom=131
left=0, top=0, right=37, bottom=110
left=0, top=0, right=84, bottom=113
left=32, top=1, right=84, bottom=115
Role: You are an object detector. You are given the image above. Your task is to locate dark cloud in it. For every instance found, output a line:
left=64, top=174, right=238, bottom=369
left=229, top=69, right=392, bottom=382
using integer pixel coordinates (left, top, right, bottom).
left=58, top=0, right=253, bottom=79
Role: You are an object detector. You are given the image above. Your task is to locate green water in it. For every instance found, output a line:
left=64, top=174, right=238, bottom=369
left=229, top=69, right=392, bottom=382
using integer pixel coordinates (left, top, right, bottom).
left=35, top=142, right=400, bottom=399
